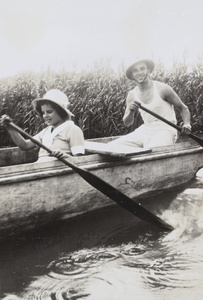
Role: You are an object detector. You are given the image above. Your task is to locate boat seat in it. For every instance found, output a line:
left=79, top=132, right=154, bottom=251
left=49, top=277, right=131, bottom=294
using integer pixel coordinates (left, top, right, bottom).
left=84, top=141, right=151, bottom=157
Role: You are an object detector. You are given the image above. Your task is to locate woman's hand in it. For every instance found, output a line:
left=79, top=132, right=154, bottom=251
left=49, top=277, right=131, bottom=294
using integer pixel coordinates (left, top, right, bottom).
left=181, top=123, right=192, bottom=135
left=51, top=150, right=66, bottom=159
left=0, top=114, right=12, bottom=128
left=51, top=150, right=72, bottom=159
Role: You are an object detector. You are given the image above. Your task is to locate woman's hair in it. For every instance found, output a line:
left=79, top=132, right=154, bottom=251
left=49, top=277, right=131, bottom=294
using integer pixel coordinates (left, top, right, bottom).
left=37, top=100, right=70, bottom=120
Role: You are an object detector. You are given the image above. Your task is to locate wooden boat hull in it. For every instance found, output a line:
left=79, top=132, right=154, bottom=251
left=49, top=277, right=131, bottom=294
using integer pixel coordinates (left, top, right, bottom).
left=0, top=138, right=203, bottom=238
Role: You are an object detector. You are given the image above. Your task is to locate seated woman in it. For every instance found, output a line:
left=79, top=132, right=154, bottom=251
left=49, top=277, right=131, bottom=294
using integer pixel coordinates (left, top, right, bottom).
left=1, top=89, right=84, bottom=162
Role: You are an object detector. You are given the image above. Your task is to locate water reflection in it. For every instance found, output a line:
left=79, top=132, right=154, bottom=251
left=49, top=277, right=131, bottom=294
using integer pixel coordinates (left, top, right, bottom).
left=1, top=170, right=203, bottom=300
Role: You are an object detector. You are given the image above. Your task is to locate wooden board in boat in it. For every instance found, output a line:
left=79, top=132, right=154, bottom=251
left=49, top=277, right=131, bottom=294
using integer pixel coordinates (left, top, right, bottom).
left=84, top=141, right=151, bottom=157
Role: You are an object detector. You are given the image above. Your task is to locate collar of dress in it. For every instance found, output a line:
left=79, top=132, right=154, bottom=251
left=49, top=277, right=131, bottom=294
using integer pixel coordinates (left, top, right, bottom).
left=43, top=120, right=73, bottom=148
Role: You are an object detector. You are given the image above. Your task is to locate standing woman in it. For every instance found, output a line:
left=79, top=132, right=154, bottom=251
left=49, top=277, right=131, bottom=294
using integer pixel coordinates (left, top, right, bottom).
left=1, top=89, right=84, bottom=162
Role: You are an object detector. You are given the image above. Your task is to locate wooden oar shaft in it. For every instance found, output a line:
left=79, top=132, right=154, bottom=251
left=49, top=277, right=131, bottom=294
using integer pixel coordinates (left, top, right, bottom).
left=139, top=104, right=203, bottom=146
left=7, top=121, right=173, bottom=231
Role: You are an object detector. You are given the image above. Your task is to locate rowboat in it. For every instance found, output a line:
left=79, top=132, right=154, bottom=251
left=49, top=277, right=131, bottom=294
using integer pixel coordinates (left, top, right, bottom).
left=0, top=135, right=203, bottom=238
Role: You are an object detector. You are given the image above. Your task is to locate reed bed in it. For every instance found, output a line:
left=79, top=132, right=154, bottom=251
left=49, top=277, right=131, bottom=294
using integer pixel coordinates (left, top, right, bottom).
left=0, top=60, right=203, bottom=147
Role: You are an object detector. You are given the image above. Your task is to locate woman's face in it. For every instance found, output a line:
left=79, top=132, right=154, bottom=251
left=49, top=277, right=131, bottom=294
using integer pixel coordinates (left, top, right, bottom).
left=41, top=103, right=64, bottom=128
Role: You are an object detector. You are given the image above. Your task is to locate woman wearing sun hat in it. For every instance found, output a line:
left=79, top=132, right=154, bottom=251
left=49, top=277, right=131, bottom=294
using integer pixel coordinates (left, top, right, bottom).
left=108, top=58, right=191, bottom=150
left=1, top=89, right=84, bottom=161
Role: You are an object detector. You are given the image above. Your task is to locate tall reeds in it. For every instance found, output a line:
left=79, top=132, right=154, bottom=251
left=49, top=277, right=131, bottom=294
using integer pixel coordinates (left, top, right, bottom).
left=0, top=60, right=202, bottom=147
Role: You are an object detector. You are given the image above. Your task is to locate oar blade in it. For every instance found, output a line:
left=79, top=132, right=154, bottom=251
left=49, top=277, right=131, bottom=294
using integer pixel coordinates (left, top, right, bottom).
left=72, top=164, right=173, bottom=231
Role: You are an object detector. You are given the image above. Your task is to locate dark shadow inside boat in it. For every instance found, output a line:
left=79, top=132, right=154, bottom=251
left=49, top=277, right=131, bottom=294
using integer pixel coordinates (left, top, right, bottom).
left=0, top=134, right=200, bottom=167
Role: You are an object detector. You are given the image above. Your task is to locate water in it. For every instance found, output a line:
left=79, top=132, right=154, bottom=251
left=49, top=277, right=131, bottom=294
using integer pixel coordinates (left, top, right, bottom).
left=1, top=169, right=203, bottom=300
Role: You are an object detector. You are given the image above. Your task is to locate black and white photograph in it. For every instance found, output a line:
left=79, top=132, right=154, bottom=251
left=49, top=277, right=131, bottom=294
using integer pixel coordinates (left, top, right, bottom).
left=0, top=0, right=203, bottom=299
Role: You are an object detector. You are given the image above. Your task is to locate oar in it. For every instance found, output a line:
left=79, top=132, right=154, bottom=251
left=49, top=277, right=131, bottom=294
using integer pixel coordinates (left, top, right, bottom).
left=6, top=121, right=173, bottom=231
left=138, top=104, right=203, bottom=147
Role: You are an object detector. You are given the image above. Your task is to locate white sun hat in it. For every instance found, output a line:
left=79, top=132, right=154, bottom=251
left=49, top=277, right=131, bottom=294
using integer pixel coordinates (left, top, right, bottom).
left=32, top=89, right=74, bottom=117
left=126, top=58, right=155, bottom=80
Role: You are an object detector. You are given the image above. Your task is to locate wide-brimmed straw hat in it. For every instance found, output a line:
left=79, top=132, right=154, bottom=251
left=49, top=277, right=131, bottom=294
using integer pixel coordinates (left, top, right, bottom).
left=32, top=89, right=74, bottom=117
left=126, top=58, right=155, bottom=80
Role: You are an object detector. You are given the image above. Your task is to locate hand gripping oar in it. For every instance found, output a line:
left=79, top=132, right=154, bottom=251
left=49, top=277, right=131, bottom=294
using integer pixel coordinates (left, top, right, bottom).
left=139, top=104, right=203, bottom=147
left=6, top=121, right=173, bottom=231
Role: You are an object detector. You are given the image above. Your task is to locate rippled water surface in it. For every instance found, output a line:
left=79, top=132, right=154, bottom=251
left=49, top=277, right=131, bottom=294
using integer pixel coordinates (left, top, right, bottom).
left=1, top=169, right=203, bottom=300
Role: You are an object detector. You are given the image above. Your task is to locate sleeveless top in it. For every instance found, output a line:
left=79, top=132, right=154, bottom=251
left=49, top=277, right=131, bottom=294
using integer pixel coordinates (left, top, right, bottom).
left=132, top=81, right=177, bottom=126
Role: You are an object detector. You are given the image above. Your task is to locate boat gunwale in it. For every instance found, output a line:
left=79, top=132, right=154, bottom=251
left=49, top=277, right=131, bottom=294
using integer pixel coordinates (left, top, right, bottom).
left=0, top=143, right=203, bottom=185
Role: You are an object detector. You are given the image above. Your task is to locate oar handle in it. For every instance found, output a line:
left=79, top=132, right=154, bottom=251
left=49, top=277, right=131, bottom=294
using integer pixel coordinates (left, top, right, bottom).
left=139, top=104, right=181, bottom=131
left=139, top=104, right=203, bottom=147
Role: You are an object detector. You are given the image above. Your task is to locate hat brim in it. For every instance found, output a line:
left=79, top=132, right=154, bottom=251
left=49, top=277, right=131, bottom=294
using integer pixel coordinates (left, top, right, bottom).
left=32, top=98, right=74, bottom=117
left=126, top=59, right=155, bottom=80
